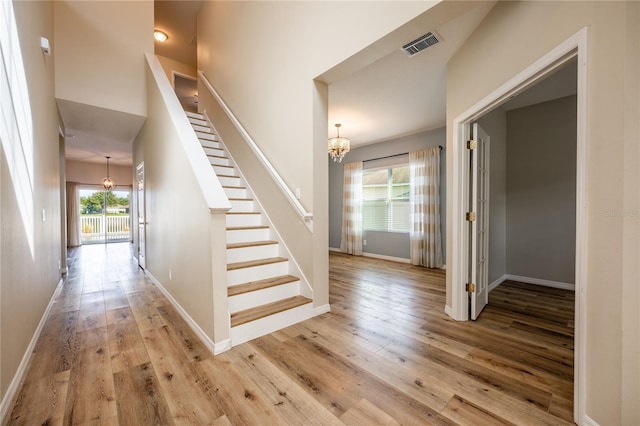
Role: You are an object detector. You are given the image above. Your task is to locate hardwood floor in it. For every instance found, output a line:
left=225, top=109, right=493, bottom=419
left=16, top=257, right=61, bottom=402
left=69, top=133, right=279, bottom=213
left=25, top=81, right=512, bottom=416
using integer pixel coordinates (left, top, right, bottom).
left=4, top=246, right=574, bottom=425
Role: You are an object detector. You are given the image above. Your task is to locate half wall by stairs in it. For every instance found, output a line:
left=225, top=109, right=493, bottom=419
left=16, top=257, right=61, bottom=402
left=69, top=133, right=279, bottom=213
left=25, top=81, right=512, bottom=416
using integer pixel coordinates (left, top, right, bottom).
left=186, top=111, right=314, bottom=346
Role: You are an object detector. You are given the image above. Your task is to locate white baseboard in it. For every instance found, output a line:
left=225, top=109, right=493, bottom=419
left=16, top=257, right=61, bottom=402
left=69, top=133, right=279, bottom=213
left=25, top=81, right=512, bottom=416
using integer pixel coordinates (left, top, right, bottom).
left=489, top=274, right=575, bottom=292
left=330, top=246, right=410, bottom=263
left=444, top=305, right=453, bottom=317
left=489, top=274, right=508, bottom=292
left=504, top=274, right=575, bottom=291
left=213, top=339, right=232, bottom=355
left=583, top=415, right=600, bottom=426
left=145, top=271, right=218, bottom=354
left=313, top=304, right=331, bottom=316
left=1, top=277, right=64, bottom=422
left=363, top=252, right=410, bottom=264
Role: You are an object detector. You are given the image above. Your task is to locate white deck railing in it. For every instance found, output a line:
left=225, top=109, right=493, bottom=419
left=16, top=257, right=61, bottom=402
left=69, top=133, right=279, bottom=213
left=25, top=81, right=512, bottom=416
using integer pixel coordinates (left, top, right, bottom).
left=81, top=215, right=130, bottom=242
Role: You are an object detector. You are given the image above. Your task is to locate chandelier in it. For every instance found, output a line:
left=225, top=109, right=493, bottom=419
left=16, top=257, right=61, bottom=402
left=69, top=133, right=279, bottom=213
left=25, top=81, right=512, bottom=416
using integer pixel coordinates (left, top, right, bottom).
left=328, top=123, right=350, bottom=163
left=102, top=156, right=117, bottom=191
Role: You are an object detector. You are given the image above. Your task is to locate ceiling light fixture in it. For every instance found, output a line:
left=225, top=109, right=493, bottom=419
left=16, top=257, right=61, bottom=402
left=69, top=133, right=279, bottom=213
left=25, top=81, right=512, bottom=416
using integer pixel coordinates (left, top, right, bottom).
left=328, top=123, right=350, bottom=163
left=102, top=156, right=117, bottom=191
left=154, top=30, right=168, bottom=42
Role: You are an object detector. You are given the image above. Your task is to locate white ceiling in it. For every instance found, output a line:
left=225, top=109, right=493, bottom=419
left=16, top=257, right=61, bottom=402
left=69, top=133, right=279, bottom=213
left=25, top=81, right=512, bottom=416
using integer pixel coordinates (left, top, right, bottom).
left=63, top=1, right=577, bottom=167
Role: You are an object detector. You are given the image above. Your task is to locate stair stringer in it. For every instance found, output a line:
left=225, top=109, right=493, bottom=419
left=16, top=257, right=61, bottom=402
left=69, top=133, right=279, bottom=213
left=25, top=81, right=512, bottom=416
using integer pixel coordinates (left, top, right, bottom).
left=202, top=112, right=314, bottom=302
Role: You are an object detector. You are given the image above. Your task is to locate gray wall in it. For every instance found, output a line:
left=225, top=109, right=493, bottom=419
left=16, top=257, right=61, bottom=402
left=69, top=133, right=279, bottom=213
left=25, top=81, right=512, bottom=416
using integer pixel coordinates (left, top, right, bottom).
left=329, top=127, right=446, bottom=261
left=506, top=95, right=577, bottom=284
left=477, top=109, right=507, bottom=286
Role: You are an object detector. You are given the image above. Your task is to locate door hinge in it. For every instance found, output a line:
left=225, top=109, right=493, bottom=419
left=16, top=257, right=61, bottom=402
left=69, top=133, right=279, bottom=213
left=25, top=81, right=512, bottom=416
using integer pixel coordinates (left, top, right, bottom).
left=466, top=283, right=476, bottom=293
left=467, top=139, right=477, bottom=150
left=466, top=211, right=476, bottom=221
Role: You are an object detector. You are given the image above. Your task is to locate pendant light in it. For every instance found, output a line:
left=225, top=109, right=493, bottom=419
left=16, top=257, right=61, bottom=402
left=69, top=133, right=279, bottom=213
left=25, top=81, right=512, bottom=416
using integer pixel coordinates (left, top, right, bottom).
left=102, top=156, right=117, bottom=191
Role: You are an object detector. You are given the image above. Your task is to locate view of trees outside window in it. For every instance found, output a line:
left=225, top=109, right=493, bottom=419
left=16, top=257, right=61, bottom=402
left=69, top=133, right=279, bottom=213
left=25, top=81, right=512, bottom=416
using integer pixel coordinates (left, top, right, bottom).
left=362, top=165, right=410, bottom=232
left=79, top=188, right=130, bottom=243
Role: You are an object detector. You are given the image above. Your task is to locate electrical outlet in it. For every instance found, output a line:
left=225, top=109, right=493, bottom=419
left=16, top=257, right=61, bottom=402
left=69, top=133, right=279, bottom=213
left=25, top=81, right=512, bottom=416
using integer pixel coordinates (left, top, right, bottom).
left=363, top=239, right=367, bottom=246
left=41, top=209, right=46, bottom=222
left=169, top=269, right=172, bottom=280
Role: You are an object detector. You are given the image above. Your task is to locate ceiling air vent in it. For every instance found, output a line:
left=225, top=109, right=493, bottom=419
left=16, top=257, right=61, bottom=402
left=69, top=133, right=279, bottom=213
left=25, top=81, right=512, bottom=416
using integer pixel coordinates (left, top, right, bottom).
left=401, top=31, right=442, bottom=57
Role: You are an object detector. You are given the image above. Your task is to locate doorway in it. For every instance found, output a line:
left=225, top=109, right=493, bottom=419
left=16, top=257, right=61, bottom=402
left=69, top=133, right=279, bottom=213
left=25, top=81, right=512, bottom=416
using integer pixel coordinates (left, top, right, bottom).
left=449, top=29, right=587, bottom=423
left=79, top=187, right=131, bottom=244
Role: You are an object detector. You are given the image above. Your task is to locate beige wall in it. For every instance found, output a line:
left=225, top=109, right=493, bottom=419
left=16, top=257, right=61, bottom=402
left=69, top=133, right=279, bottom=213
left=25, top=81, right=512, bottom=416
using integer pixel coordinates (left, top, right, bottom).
left=197, top=1, right=435, bottom=212
left=54, top=0, right=153, bottom=116
left=65, top=160, right=132, bottom=188
left=132, top=62, right=217, bottom=340
left=197, top=0, right=436, bottom=309
left=156, top=55, right=197, bottom=84
left=0, top=0, right=62, bottom=401
left=446, top=1, right=640, bottom=424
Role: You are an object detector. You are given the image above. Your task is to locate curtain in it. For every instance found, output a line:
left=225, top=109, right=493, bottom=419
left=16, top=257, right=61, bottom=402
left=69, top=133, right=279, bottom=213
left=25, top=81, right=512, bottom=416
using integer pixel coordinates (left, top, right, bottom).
left=410, top=148, right=443, bottom=268
left=66, top=181, right=81, bottom=247
left=340, top=161, right=363, bottom=255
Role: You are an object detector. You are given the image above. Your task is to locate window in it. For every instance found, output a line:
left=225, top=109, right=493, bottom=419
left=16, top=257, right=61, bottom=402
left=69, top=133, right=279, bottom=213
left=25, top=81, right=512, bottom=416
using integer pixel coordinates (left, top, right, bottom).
left=362, top=165, right=410, bottom=232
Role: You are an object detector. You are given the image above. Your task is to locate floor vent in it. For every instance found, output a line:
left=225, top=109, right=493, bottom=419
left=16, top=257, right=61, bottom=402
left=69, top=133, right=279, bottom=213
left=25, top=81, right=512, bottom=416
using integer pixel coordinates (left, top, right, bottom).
left=401, top=31, right=441, bottom=57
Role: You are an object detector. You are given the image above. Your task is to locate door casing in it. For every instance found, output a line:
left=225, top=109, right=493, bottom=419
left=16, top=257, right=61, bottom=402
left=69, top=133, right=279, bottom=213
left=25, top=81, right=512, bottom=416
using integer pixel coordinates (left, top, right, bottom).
left=447, top=27, right=588, bottom=424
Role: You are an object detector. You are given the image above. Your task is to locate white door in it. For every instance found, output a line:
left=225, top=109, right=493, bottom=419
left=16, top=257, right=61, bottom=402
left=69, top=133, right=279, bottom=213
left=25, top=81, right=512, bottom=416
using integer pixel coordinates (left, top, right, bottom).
left=136, top=162, right=146, bottom=269
left=469, top=123, right=490, bottom=320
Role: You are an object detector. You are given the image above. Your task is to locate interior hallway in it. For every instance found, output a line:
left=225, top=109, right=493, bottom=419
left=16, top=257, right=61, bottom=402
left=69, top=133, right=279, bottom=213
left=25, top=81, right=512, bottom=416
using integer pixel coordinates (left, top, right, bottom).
left=4, top=245, right=574, bottom=425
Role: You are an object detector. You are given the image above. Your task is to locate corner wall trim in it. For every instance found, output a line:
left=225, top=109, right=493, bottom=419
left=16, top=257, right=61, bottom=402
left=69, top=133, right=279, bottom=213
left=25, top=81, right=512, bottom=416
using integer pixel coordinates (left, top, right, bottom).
left=444, top=305, right=453, bottom=317
left=145, top=271, right=217, bottom=355
left=0, top=277, right=64, bottom=422
left=313, top=304, right=331, bottom=316
left=489, top=274, right=508, bottom=292
left=213, top=339, right=232, bottom=355
left=583, top=415, right=600, bottom=426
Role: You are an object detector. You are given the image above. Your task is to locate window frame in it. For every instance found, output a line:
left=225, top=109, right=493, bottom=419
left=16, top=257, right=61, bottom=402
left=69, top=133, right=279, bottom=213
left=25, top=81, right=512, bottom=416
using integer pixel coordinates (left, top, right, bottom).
left=361, top=163, right=410, bottom=234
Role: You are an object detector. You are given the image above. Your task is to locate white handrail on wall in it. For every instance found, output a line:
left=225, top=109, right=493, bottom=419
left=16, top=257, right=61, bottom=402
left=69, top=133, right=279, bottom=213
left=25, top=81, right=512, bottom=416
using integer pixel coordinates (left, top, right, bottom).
left=198, top=71, right=313, bottom=228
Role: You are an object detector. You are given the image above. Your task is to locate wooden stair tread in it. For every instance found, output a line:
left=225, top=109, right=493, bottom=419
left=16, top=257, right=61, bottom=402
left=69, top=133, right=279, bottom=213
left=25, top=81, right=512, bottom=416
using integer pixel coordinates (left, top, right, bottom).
left=223, top=185, right=246, bottom=189
left=227, top=240, right=277, bottom=249
left=228, top=197, right=253, bottom=201
left=213, top=164, right=234, bottom=169
left=230, top=295, right=312, bottom=327
left=227, top=257, right=287, bottom=271
left=227, top=211, right=259, bottom=215
left=206, top=154, right=227, bottom=159
left=228, top=274, right=300, bottom=297
left=216, top=174, right=237, bottom=178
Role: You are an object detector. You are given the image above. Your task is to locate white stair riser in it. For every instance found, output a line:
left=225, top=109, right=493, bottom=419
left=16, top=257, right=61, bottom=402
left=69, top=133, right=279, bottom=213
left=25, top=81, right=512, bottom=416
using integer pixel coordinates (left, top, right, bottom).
left=192, top=124, right=212, bottom=133
left=226, top=214, right=262, bottom=227
left=227, top=243, right=279, bottom=264
left=203, top=146, right=225, bottom=157
left=230, top=303, right=314, bottom=346
left=196, top=131, right=217, bottom=142
left=223, top=187, right=247, bottom=198
left=213, top=165, right=236, bottom=176
left=189, top=117, right=207, bottom=126
left=209, top=156, right=231, bottom=166
left=226, top=228, right=270, bottom=244
left=227, top=261, right=289, bottom=286
left=230, top=199, right=254, bottom=211
left=228, top=281, right=300, bottom=313
left=218, top=176, right=242, bottom=187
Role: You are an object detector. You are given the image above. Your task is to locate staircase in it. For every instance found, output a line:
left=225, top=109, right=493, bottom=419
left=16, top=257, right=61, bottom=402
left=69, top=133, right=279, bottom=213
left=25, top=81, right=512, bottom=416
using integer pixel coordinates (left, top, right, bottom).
left=185, top=111, right=313, bottom=346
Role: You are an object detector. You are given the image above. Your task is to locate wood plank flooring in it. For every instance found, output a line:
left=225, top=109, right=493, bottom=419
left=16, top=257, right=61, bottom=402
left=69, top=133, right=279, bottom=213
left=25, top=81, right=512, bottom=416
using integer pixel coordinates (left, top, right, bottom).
left=4, top=245, right=574, bottom=425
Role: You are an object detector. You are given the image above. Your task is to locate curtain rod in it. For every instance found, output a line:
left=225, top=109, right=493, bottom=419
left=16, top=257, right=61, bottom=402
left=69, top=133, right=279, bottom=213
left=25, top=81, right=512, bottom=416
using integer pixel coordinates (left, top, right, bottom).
left=362, top=145, right=443, bottom=163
